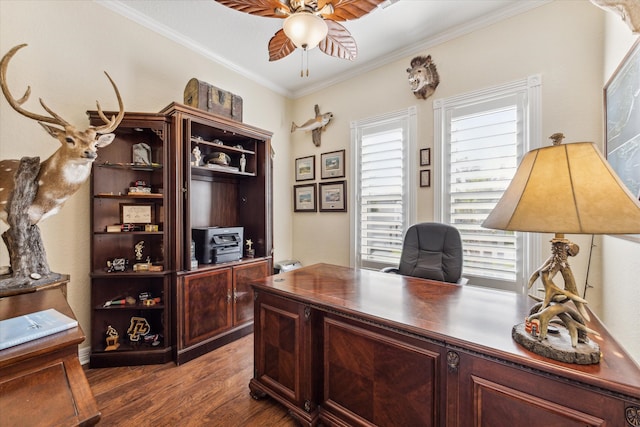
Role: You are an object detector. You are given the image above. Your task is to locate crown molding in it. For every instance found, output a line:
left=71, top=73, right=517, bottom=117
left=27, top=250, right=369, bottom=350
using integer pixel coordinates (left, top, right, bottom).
left=94, top=0, right=294, bottom=98
left=95, top=0, right=550, bottom=100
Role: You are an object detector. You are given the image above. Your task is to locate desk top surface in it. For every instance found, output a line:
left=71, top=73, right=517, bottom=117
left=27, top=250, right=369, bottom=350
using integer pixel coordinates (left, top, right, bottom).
left=0, top=288, right=84, bottom=367
left=253, top=263, right=640, bottom=397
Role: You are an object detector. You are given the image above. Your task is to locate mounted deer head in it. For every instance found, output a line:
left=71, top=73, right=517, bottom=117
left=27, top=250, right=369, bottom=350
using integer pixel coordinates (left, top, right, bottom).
left=0, top=43, right=124, bottom=225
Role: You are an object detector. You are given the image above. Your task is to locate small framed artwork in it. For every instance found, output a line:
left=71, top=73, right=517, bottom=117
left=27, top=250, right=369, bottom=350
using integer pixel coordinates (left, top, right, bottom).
left=319, top=181, right=347, bottom=212
left=121, top=203, right=154, bottom=224
left=420, top=148, right=431, bottom=166
left=294, top=183, right=317, bottom=212
left=295, top=155, right=315, bottom=181
left=321, top=150, right=345, bottom=179
left=420, top=170, right=431, bottom=188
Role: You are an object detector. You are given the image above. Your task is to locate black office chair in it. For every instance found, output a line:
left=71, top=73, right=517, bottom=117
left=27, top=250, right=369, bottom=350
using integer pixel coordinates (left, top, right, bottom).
left=383, top=222, right=466, bottom=284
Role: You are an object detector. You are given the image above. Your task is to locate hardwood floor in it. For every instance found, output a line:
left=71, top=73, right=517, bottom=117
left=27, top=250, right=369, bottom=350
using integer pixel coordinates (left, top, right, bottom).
left=85, top=334, right=297, bottom=426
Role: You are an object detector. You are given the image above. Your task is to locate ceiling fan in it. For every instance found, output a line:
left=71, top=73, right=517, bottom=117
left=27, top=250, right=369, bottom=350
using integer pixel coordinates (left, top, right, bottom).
left=215, top=0, right=386, bottom=62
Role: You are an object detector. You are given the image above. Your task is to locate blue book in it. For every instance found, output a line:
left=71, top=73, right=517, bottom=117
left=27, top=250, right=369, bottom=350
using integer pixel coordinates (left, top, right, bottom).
left=0, top=308, right=78, bottom=351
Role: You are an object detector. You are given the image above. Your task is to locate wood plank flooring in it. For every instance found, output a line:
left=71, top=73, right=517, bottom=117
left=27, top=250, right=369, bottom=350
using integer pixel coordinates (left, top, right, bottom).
left=85, top=334, right=297, bottom=426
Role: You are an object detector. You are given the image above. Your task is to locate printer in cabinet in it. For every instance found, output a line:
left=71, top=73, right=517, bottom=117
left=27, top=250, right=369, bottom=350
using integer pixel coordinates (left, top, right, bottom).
left=192, top=226, right=243, bottom=264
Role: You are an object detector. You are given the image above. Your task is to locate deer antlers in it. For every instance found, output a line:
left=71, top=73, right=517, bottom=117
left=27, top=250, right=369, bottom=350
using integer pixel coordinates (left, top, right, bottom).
left=0, top=43, right=124, bottom=133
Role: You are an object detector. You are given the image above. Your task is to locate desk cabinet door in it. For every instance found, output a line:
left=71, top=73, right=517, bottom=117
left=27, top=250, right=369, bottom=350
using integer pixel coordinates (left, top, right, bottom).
left=321, top=315, right=445, bottom=427
left=233, top=260, right=269, bottom=326
left=451, top=350, right=630, bottom=427
left=252, top=291, right=319, bottom=413
left=181, top=268, right=233, bottom=347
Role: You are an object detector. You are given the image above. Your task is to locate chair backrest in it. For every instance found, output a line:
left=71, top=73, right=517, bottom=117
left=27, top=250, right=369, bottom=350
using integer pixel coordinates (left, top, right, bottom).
left=398, top=222, right=463, bottom=283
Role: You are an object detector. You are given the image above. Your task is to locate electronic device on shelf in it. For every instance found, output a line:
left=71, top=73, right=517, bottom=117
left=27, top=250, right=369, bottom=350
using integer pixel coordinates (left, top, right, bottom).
left=192, top=226, right=243, bottom=264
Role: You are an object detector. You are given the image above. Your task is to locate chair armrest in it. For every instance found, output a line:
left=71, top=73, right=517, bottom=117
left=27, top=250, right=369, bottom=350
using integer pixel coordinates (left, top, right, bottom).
left=381, top=267, right=399, bottom=274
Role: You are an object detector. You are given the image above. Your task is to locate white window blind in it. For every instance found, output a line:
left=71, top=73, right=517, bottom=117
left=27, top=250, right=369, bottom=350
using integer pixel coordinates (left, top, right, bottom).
left=449, top=104, right=519, bottom=282
left=351, top=108, right=416, bottom=270
left=434, top=76, right=542, bottom=291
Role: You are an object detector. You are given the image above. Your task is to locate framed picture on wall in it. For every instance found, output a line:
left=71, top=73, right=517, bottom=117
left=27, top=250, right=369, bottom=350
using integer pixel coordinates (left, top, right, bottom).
left=321, top=150, right=345, bottom=179
left=605, top=38, right=640, bottom=200
left=295, top=155, right=315, bottom=181
left=420, top=170, right=431, bottom=188
left=604, top=39, right=640, bottom=243
left=420, top=148, right=431, bottom=166
left=319, top=181, right=347, bottom=212
left=294, top=183, right=317, bottom=212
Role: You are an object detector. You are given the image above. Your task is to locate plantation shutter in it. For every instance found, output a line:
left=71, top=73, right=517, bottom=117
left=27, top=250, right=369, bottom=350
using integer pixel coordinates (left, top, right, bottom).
left=351, top=108, right=416, bottom=271
left=448, top=102, right=520, bottom=282
left=359, top=126, right=405, bottom=269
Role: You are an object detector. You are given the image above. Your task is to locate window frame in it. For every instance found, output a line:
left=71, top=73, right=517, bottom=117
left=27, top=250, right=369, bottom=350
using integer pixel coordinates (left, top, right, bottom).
left=350, top=107, right=417, bottom=270
left=433, top=76, right=543, bottom=293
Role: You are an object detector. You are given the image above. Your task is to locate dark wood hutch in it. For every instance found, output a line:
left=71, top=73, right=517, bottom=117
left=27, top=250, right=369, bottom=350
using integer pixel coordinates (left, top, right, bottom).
left=87, top=103, right=273, bottom=367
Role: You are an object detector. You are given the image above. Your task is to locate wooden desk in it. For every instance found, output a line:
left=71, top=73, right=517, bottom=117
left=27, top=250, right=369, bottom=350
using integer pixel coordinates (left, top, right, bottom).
left=0, top=288, right=100, bottom=427
left=249, top=263, right=640, bottom=427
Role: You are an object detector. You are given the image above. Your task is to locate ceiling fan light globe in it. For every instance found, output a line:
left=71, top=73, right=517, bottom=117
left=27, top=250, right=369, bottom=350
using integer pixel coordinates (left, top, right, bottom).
left=282, top=12, right=328, bottom=50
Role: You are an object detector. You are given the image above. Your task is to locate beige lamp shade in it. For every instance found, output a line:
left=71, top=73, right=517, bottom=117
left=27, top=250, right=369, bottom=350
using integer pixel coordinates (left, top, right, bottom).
left=482, top=141, right=640, bottom=234
left=282, top=12, right=328, bottom=50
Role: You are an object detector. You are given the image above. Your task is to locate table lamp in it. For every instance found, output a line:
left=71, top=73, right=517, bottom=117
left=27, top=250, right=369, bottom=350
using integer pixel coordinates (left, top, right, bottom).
left=482, top=133, right=640, bottom=364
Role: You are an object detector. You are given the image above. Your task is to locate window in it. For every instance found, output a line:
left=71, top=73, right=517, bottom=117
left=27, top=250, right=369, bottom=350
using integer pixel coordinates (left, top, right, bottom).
left=350, top=107, right=417, bottom=270
left=434, top=76, right=542, bottom=291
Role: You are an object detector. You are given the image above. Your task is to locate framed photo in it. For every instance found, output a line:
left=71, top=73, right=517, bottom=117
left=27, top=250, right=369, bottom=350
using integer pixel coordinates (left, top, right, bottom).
left=321, top=150, right=345, bottom=179
left=319, top=181, right=347, bottom=212
left=420, top=148, right=431, bottom=166
left=605, top=39, right=640, bottom=243
left=605, top=39, right=640, bottom=200
left=294, top=183, right=317, bottom=212
left=295, top=155, right=315, bottom=181
left=120, top=203, right=154, bottom=224
left=420, top=170, right=431, bottom=188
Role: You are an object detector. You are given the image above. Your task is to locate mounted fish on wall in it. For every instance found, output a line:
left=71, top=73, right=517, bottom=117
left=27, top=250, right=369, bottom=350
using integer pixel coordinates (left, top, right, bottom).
left=291, top=104, right=333, bottom=147
left=407, top=55, right=440, bottom=100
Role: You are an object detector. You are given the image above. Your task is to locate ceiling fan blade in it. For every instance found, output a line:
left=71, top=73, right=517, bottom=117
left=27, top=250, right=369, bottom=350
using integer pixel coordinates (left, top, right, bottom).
left=215, top=0, right=291, bottom=18
left=268, top=29, right=297, bottom=61
left=319, top=20, right=357, bottom=60
left=317, top=0, right=385, bottom=21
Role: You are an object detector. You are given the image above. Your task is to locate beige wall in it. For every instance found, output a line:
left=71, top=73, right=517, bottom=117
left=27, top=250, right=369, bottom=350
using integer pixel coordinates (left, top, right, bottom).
left=600, top=10, right=640, bottom=364
left=0, top=0, right=294, bottom=351
left=293, top=0, right=603, bottom=278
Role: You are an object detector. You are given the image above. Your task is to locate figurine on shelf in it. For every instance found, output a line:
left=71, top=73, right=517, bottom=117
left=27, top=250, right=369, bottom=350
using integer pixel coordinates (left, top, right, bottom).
left=240, top=153, right=246, bottom=173
left=135, top=241, right=144, bottom=261
left=143, top=333, right=161, bottom=346
left=127, top=316, right=151, bottom=342
left=132, top=142, right=152, bottom=165
left=133, top=241, right=152, bottom=272
left=105, top=325, right=120, bottom=351
left=106, top=257, right=128, bottom=272
left=192, top=145, right=202, bottom=166
left=246, top=238, right=255, bottom=258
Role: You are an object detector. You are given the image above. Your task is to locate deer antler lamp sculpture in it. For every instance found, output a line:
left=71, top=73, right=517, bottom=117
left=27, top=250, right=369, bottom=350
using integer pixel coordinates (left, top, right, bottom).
left=482, top=133, right=640, bottom=364
left=0, top=44, right=124, bottom=292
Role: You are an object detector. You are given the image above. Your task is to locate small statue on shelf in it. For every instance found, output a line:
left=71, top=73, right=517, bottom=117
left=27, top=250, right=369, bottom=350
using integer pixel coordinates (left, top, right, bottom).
left=240, top=154, right=246, bottom=172
left=105, top=325, right=120, bottom=351
left=246, top=239, right=255, bottom=258
left=191, top=146, right=202, bottom=166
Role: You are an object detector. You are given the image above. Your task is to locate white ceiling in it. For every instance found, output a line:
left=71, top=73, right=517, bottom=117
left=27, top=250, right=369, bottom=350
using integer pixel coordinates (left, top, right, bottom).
left=98, top=0, right=549, bottom=98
